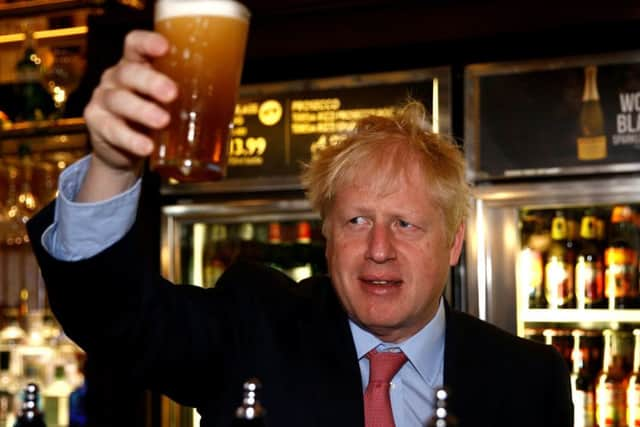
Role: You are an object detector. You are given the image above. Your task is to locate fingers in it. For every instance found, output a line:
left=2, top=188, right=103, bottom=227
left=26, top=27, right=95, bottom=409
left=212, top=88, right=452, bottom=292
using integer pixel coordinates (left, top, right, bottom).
left=102, top=86, right=170, bottom=129
left=112, top=61, right=177, bottom=104
left=85, top=106, right=154, bottom=157
left=83, top=30, right=177, bottom=170
left=123, top=30, right=170, bottom=63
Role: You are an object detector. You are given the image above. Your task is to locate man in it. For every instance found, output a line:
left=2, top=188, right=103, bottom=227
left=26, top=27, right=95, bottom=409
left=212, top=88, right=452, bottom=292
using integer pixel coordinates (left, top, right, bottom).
left=27, top=30, right=572, bottom=427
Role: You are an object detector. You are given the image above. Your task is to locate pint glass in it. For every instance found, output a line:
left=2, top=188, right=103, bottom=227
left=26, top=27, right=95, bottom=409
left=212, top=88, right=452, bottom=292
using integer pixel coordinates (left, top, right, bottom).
left=151, top=0, right=250, bottom=182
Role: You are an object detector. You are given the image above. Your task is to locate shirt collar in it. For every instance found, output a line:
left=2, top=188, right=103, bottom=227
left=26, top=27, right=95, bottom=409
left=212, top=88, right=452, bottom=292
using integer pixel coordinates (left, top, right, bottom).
left=349, top=297, right=446, bottom=387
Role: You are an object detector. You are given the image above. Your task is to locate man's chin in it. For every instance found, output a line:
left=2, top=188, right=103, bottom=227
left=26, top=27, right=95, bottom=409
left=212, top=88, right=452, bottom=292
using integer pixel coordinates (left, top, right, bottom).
left=356, top=316, right=410, bottom=343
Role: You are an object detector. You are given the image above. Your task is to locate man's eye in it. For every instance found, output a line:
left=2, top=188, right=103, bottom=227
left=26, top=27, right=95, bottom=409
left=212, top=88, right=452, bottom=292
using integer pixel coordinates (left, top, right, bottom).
left=349, top=217, right=366, bottom=225
left=398, top=219, right=414, bottom=229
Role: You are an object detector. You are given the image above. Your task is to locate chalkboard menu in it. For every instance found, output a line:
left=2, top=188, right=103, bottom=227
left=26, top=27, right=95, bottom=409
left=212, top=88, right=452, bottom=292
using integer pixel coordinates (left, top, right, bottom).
left=226, top=68, right=450, bottom=179
left=465, top=51, right=640, bottom=181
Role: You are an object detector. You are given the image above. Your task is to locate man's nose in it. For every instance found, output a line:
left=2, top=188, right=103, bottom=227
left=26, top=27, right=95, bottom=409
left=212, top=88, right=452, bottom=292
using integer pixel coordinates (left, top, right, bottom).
left=366, top=224, right=397, bottom=263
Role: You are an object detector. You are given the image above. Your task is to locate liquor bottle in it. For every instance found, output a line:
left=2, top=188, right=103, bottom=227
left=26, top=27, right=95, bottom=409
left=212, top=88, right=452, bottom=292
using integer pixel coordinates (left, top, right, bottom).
left=0, top=351, right=18, bottom=427
left=266, top=222, right=285, bottom=272
left=42, top=366, right=71, bottom=427
left=572, top=330, right=596, bottom=427
left=286, top=221, right=313, bottom=283
left=14, top=28, right=54, bottom=123
left=518, top=211, right=546, bottom=308
left=604, top=205, right=640, bottom=308
left=627, top=329, right=640, bottom=427
left=596, top=215, right=608, bottom=256
left=596, top=329, right=627, bottom=427
left=577, top=65, right=607, bottom=161
left=545, top=211, right=576, bottom=309
left=543, top=328, right=573, bottom=369
left=426, top=388, right=458, bottom=427
left=232, top=378, right=265, bottom=427
left=203, top=224, right=228, bottom=288
left=237, top=222, right=257, bottom=261
left=575, top=212, right=605, bottom=309
left=13, top=383, right=46, bottom=427
left=566, top=211, right=581, bottom=256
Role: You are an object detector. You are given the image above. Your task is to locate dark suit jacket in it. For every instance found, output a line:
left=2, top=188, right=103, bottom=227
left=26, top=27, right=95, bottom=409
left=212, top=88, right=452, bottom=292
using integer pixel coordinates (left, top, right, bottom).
left=28, top=202, right=572, bottom=427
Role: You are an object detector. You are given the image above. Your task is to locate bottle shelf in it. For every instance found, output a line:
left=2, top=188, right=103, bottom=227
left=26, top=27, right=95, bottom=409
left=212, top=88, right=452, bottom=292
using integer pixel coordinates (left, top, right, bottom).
left=522, top=308, right=640, bottom=324
left=0, top=117, right=87, bottom=155
left=0, top=0, right=106, bottom=19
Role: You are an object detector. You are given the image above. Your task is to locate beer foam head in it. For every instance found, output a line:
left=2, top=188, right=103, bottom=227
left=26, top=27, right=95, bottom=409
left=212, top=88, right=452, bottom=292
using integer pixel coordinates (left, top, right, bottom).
left=155, top=0, right=250, bottom=22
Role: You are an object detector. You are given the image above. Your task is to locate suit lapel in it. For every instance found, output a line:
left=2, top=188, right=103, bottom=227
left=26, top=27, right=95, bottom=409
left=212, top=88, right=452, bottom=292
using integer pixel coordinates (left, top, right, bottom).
left=308, top=276, right=364, bottom=427
left=443, top=303, right=498, bottom=426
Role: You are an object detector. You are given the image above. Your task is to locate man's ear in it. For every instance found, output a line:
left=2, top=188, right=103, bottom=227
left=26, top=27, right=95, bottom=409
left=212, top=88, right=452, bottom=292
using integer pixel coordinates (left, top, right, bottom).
left=449, top=222, right=465, bottom=266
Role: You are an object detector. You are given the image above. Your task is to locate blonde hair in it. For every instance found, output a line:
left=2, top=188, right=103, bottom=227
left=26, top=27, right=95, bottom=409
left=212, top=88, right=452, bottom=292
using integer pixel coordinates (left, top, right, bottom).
left=300, top=100, right=470, bottom=243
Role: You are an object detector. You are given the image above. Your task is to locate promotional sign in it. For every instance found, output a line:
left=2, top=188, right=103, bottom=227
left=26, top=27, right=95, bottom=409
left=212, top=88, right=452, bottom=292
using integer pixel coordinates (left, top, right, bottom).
left=466, top=52, right=640, bottom=181
left=227, top=68, right=449, bottom=179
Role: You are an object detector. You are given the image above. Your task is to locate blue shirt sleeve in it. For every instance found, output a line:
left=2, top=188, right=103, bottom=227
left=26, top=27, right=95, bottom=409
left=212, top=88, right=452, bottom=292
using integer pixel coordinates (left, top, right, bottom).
left=40, top=155, right=142, bottom=261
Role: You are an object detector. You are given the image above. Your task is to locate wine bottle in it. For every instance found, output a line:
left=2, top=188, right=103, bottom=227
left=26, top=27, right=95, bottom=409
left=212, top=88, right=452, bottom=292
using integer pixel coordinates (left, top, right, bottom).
left=577, top=65, right=607, bottom=161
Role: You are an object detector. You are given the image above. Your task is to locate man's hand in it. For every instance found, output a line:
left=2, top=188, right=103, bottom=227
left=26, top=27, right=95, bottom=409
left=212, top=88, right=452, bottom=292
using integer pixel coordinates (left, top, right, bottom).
left=78, top=30, right=178, bottom=202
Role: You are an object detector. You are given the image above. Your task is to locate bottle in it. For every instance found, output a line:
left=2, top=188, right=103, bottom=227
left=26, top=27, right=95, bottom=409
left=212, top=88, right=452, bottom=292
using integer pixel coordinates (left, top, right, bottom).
left=203, top=224, right=229, bottom=288
left=544, top=211, right=576, bottom=309
left=232, top=378, right=265, bottom=427
left=577, top=65, right=607, bottom=161
left=286, top=221, right=313, bottom=283
left=14, top=28, right=55, bottom=123
left=426, top=388, right=458, bottom=427
left=572, top=330, right=596, bottom=427
left=236, top=222, right=264, bottom=263
left=627, top=329, right=640, bottom=427
left=596, top=329, right=627, bottom=427
left=604, top=205, right=639, bottom=308
left=266, top=222, right=285, bottom=272
left=0, top=351, right=18, bottom=427
left=566, top=211, right=581, bottom=256
left=42, top=366, right=71, bottom=427
left=575, top=212, right=605, bottom=309
left=13, top=383, right=46, bottom=427
left=517, top=211, right=546, bottom=308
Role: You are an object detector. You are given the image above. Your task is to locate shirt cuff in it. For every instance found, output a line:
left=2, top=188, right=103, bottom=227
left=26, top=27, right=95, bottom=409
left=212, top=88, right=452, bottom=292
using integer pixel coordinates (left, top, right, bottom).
left=41, top=155, right=142, bottom=261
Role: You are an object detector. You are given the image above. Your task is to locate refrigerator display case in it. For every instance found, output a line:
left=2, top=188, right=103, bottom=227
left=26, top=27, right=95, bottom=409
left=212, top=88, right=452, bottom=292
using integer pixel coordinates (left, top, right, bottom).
left=158, top=67, right=451, bottom=427
left=465, top=51, right=640, bottom=427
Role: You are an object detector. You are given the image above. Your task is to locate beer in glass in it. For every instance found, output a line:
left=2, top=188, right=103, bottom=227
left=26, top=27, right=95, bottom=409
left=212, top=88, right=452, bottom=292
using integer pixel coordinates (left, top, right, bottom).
left=151, top=0, right=250, bottom=181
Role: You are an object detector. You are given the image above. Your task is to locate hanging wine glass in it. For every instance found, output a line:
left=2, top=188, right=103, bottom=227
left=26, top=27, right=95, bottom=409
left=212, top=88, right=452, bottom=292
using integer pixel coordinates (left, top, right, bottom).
left=0, top=161, right=8, bottom=245
left=2, top=146, right=40, bottom=246
left=33, top=159, right=56, bottom=208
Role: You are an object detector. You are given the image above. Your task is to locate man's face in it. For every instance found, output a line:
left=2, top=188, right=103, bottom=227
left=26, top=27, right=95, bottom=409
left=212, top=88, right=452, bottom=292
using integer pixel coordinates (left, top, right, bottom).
left=323, top=164, right=465, bottom=343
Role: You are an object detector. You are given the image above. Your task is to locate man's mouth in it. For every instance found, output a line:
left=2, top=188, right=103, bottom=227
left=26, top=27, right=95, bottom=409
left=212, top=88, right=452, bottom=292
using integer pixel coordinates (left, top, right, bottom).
left=362, top=279, right=402, bottom=286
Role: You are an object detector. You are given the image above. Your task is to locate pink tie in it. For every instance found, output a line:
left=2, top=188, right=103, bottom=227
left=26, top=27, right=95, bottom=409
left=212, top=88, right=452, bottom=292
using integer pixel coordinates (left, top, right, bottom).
left=364, top=349, right=407, bottom=427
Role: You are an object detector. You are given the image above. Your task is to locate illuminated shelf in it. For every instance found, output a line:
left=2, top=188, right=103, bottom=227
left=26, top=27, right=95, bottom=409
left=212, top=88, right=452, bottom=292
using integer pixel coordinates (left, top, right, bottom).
left=1, top=117, right=86, bottom=136
left=522, top=308, right=640, bottom=324
left=0, top=0, right=106, bottom=18
left=0, top=117, right=87, bottom=155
